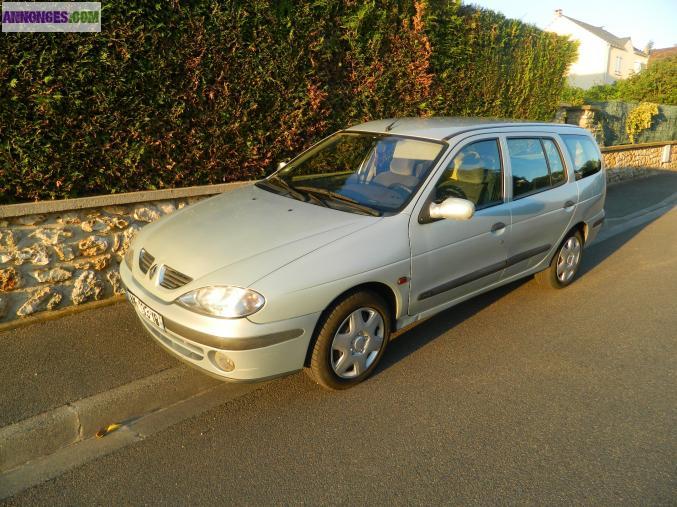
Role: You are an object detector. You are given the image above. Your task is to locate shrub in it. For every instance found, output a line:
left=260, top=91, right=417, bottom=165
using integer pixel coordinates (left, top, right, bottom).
left=619, top=57, right=677, bottom=105
left=0, top=0, right=577, bottom=203
left=560, top=85, right=586, bottom=106
left=560, top=56, right=677, bottom=106
left=626, top=102, right=659, bottom=143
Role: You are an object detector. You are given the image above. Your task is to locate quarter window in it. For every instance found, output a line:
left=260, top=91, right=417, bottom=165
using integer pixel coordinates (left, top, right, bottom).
left=433, top=139, right=502, bottom=209
left=542, top=139, right=566, bottom=185
left=561, top=135, right=602, bottom=180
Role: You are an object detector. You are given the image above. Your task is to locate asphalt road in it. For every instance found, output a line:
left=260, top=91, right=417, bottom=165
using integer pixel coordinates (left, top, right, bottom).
left=5, top=201, right=677, bottom=504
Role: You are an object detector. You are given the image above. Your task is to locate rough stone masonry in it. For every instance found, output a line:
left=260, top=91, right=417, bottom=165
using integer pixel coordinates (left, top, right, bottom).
left=0, top=197, right=206, bottom=322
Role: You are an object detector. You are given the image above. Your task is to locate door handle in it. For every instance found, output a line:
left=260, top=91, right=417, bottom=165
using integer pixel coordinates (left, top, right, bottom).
left=491, top=222, right=506, bottom=233
left=563, top=200, right=576, bottom=208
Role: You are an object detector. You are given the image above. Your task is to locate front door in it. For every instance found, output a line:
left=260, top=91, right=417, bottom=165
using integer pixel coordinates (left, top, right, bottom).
left=408, top=136, right=511, bottom=316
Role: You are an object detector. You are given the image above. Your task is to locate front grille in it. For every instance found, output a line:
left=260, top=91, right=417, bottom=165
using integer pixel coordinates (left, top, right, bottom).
left=139, top=248, right=192, bottom=290
left=139, top=248, right=154, bottom=274
left=159, top=266, right=193, bottom=290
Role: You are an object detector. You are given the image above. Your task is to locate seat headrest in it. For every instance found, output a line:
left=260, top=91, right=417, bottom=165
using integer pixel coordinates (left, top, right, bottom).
left=390, top=158, right=416, bottom=176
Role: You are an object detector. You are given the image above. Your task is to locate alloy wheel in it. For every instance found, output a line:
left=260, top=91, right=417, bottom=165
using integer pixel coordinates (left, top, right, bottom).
left=330, top=307, right=385, bottom=379
left=556, top=236, right=582, bottom=283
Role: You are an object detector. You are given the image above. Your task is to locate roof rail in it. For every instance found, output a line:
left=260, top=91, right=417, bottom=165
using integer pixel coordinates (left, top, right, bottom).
left=442, top=122, right=581, bottom=140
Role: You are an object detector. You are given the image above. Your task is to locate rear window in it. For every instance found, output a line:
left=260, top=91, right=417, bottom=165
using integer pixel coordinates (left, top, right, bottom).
left=562, top=135, right=601, bottom=180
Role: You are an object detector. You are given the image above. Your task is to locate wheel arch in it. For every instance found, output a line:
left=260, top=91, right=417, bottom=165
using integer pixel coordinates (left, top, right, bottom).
left=575, top=221, right=589, bottom=244
left=303, top=281, right=399, bottom=367
left=548, top=221, right=586, bottom=265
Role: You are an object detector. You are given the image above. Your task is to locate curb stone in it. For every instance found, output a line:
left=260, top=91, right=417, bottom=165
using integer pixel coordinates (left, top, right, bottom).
left=0, top=366, right=219, bottom=473
left=0, top=382, right=262, bottom=500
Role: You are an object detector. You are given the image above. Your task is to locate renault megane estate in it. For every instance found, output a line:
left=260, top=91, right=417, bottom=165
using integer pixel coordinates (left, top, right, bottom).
left=120, top=118, right=606, bottom=390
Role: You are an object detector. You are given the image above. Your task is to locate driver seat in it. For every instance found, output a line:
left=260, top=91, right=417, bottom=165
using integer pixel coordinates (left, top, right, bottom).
left=372, top=158, right=419, bottom=189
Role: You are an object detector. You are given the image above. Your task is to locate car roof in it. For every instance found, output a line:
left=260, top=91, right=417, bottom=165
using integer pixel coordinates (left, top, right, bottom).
left=345, top=117, right=587, bottom=141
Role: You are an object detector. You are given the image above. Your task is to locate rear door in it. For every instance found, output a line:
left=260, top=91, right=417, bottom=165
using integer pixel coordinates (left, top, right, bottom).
left=561, top=133, right=606, bottom=224
left=502, top=134, right=578, bottom=278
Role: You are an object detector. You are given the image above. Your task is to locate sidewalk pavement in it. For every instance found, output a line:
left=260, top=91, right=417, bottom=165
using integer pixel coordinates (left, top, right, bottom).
left=1, top=172, right=676, bottom=477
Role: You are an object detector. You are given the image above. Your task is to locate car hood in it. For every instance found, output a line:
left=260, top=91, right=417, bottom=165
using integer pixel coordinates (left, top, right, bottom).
left=135, top=184, right=380, bottom=298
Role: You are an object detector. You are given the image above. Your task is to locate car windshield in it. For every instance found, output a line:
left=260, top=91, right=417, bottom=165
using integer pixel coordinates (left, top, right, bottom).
left=256, top=132, right=446, bottom=215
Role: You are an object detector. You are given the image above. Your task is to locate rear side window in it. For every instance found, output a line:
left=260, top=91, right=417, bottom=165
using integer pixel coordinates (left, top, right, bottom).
left=507, top=139, right=551, bottom=197
left=562, top=135, right=601, bottom=179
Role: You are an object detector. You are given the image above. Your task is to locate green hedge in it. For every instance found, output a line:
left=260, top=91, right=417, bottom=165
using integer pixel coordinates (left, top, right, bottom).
left=0, top=1, right=577, bottom=203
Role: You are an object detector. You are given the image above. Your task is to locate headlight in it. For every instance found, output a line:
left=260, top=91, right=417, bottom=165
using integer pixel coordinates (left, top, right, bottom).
left=177, top=286, right=265, bottom=319
left=123, top=246, right=134, bottom=270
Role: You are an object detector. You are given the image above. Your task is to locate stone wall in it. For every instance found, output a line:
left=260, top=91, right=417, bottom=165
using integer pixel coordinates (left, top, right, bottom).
left=555, top=105, right=605, bottom=145
left=0, top=183, right=246, bottom=325
left=603, top=142, right=676, bottom=184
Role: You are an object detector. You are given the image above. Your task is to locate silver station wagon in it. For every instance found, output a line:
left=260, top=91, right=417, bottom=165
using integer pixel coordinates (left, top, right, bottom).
left=121, top=118, right=606, bottom=389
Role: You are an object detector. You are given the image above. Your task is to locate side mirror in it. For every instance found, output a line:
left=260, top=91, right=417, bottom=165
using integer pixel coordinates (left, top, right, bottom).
left=277, top=161, right=288, bottom=170
left=429, top=197, right=475, bottom=221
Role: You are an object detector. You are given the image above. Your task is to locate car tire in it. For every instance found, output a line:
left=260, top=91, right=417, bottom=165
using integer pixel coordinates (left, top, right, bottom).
left=305, top=291, right=391, bottom=390
left=536, top=230, right=584, bottom=289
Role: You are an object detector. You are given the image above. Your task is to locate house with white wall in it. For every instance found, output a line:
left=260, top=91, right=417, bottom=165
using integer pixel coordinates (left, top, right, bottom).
left=546, top=10, right=648, bottom=89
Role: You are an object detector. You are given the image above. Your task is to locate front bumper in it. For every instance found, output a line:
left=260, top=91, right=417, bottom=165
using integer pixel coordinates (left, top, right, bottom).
left=120, top=263, right=321, bottom=381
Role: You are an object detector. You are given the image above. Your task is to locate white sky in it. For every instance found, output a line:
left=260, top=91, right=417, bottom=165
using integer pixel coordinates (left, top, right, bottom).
left=465, top=0, right=676, bottom=49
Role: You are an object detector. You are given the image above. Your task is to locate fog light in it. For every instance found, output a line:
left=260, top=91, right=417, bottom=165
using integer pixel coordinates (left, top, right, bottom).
left=211, top=351, right=235, bottom=372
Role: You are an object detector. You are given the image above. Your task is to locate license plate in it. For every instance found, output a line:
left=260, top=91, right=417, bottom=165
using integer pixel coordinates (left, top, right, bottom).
left=128, top=290, right=164, bottom=330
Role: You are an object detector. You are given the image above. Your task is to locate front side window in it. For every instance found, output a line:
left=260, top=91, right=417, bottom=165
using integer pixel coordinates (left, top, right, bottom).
left=561, top=135, right=601, bottom=180
left=256, top=133, right=445, bottom=215
left=507, top=139, right=551, bottom=197
left=432, top=139, right=502, bottom=209
left=615, top=56, right=622, bottom=75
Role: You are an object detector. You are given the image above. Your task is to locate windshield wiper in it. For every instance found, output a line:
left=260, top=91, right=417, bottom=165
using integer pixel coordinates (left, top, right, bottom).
left=257, top=177, right=308, bottom=203
left=294, top=186, right=382, bottom=217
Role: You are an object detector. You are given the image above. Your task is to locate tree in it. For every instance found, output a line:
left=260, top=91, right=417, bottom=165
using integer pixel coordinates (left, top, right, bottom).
left=618, top=56, right=676, bottom=104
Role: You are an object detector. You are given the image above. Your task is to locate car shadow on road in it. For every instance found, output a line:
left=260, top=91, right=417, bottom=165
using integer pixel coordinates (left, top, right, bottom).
left=371, top=209, right=669, bottom=378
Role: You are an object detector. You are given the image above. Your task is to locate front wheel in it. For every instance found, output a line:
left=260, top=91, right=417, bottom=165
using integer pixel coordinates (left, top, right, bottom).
left=536, top=231, right=584, bottom=289
left=305, top=291, right=391, bottom=390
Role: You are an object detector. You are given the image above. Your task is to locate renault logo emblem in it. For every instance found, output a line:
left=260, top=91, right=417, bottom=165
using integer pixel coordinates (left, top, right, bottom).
left=148, top=263, right=166, bottom=287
